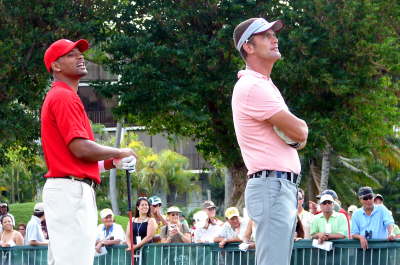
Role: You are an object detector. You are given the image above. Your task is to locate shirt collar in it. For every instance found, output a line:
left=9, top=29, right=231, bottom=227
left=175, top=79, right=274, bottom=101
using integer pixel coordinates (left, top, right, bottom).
left=362, top=205, right=376, bottom=216
left=318, top=211, right=339, bottom=218
left=237, top=68, right=270, bottom=80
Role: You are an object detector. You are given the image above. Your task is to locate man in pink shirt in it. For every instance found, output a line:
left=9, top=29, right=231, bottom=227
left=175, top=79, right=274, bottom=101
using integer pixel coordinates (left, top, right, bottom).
left=232, top=18, right=308, bottom=265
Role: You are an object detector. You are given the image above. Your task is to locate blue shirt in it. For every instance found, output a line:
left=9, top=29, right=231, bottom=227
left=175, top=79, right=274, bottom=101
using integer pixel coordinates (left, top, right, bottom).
left=351, top=205, right=394, bottom=239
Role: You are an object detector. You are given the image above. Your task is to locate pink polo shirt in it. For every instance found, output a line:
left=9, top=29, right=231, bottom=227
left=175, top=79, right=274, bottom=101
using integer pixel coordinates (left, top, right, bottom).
left=232, top=69, right=301, bottom=175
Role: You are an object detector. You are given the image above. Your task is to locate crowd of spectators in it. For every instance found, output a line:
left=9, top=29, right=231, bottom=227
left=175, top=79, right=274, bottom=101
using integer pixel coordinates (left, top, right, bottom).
left=1, top=185, right=400, bottom=252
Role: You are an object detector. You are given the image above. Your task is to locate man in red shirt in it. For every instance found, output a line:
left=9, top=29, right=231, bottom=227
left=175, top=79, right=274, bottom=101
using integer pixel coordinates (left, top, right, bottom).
left=41, top=39, right=136, bottom=265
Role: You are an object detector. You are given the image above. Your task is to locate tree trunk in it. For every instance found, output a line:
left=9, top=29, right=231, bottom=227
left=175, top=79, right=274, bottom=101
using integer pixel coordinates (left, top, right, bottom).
left=109, top=122, right=123, bottom=215
left=226, top=165, right=248, bottom=210
left=224, top=167, right=232, bottom=210
left=320, top=144, right=331, bottom=192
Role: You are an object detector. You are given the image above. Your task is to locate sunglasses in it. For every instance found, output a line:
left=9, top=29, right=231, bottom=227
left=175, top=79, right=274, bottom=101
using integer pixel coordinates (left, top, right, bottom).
left=362, top=195, right=373, bottom=201
left=321, top=201, right=333, bottom=205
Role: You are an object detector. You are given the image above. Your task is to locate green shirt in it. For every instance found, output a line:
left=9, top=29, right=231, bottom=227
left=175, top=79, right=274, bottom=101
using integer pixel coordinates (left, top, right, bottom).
left=310, top=211, right=348, bottom=238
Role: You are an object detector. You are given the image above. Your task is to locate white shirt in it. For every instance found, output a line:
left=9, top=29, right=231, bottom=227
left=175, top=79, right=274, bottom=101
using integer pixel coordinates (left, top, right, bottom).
left=96, top=223, right=125, bottom=242
left=194, top=223, right=223, bottom=243
left=25, top=216, right=46, bottom=245
left=218, top=218, right=249, bottom=240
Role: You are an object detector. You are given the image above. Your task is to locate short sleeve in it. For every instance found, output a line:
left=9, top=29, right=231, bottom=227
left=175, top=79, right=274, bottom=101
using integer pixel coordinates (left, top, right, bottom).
left=218, top=223, right=229, bottom=238
left=310, top=218, right=318, bottom=236
left=382, top=207, right=395, bottom=227
left=337, top=215, right=349, bottom=237
left=160, top=226, right=168, bottom=239
left=182, top=223, right=190, bottom=234
left=114, top=224, right=126, bottom=241
left=350, top=213, right=360, bottom=235
left=50, top=90, right=90, bottom=145
left=242, top=82, right=286, bottom=121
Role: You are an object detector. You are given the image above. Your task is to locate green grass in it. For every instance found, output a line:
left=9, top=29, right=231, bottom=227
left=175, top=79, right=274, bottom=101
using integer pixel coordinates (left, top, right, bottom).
left=9, top=202, right=130, bottom=229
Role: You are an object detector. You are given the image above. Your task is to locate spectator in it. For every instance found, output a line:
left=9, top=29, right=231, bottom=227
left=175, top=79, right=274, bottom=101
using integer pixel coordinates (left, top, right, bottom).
left=95, top=208, right=125, bottom=253
left=310, top=194, right=348, bottom=244
left=0, top=202, right=15, bottom=227
left=25, top=203, right=48, bottom=246
left=0, top=215, right=23, bottom=247
left=317, top=189, right=350, bottom=238
left=351, top=187, right=395, bottom=250
left=148, top=196, right=167, bottom=242
left=17, top=224, right=26, bottom=238
left=161, top=206, right=191, bottom=243
left=126, top=198, right=157, bottom=250
left=295, top=216, right=305, bottom=241
left=193, top=200, right=223, bottom=243
left=214, top=207, right=248, bottom=248
left=347, top=205, right=358, bottom=221
left=308, top=201, right=320, bottom=215
left=297, top=189, right=313, bottom=239
left=374, top=194, right=384, bottom=205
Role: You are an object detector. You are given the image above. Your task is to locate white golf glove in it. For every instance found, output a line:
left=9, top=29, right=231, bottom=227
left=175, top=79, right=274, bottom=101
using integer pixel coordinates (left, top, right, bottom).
left=273, top=126, right=302, bottom=149
left=113, top=156, right=136, bottom=173
left=238, top=242, right=250, bottom=252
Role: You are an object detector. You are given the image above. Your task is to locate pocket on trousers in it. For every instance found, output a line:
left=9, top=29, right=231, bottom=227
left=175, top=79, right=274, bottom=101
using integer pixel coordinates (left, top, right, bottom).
left=245, top=179, right=265, bottom=219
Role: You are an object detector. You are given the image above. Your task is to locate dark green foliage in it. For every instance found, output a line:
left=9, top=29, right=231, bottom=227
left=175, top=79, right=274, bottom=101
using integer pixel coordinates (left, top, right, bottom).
left=0, top=0, right=117, bottom=165
left=97, top=0, right=399, bottom=204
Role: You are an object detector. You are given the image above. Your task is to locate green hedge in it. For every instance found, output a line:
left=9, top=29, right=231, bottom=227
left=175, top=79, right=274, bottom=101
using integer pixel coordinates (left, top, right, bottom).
left=9, top=202, right=129, bottom=229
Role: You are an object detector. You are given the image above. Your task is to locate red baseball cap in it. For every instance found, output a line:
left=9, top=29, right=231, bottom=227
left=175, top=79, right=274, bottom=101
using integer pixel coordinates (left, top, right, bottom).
left=44, top=39, right=89, bottom=72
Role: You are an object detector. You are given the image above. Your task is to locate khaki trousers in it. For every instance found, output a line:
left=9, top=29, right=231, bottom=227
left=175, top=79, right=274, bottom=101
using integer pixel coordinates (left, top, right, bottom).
left=43, top=178, right=98, bottom=265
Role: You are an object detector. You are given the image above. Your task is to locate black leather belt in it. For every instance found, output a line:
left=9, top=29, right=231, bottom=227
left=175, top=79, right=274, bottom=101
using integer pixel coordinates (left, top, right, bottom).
left=248, top=170, right=300, bottom=185
left=49, top=176, right=98, bottom=189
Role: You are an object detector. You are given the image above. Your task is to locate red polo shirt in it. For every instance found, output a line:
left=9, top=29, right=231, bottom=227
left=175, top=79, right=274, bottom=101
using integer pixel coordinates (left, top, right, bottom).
left=41, top=81, right=100, bottom=183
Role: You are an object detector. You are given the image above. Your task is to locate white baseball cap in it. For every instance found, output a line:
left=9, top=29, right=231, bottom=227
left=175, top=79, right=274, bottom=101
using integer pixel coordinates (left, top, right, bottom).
left=319, top=194, right=334, bottom=204
left=100, top=208, right=114, bottom=219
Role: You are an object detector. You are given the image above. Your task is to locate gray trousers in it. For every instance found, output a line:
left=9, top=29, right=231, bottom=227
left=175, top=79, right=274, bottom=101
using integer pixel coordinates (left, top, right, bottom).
left=245, top=173, right=298, bottom=265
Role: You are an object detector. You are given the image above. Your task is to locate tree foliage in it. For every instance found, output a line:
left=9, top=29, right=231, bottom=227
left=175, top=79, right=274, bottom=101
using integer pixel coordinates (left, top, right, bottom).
left=97, top=0, right=399, bottom=205
left=0, top=0, right=117, bottom=165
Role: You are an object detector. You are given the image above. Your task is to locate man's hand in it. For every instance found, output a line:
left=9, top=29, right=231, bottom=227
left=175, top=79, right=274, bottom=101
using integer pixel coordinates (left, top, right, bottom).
left=315, top=233, right=328, bottom=244
left=113, top=155, right=136, bottom=173
left=219, top=239, right=227, bottom=248
left=358, top=235, right=368, bottom=250
left=388, top=234, right=396, bottom=241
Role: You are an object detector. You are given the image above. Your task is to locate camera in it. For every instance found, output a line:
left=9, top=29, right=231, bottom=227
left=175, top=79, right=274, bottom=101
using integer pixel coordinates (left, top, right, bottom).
left=365, top=230, right=373, bottom=240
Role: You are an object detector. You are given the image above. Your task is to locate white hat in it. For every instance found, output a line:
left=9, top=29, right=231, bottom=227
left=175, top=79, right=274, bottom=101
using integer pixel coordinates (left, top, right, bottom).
left=100, top=208, right=114, bottom=219
left=319, top=194, right=334, bottom=204
left=34, top=202, right=45, bottom=213
left=236, top=18, right=284, bottom=51
left=167, top=206, right=182, bottom=214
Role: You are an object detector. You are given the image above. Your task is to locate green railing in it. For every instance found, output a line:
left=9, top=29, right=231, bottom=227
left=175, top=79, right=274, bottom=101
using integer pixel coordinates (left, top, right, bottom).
left=1, top=240, right=399, bottom=265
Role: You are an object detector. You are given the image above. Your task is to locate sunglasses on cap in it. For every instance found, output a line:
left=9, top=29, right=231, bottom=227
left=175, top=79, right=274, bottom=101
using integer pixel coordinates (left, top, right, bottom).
left=361, top=194, right=373, bottom=201
left=321, top=201, right=333, bottom=205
